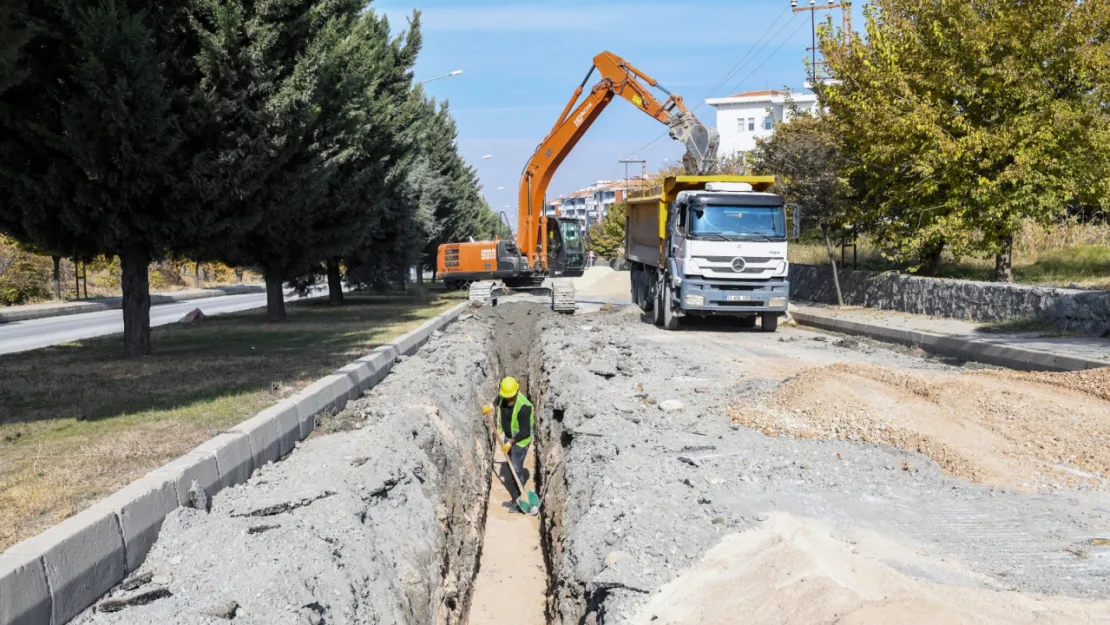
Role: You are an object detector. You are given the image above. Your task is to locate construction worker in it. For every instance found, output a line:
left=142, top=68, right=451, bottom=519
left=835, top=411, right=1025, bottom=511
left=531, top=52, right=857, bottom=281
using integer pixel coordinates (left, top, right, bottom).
left=482, top=376, right=534, bottom=512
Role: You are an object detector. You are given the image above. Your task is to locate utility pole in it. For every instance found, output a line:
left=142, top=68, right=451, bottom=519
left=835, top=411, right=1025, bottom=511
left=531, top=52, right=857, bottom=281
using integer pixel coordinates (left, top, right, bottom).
left=791, top=0, right=852, bottom=84
left=618, top=156, right=646, bottom=183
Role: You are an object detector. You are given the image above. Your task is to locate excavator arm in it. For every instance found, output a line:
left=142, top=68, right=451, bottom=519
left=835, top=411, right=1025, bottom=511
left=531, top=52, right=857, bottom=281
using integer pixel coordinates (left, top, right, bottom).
left=518, top=51, right=719, bottom=274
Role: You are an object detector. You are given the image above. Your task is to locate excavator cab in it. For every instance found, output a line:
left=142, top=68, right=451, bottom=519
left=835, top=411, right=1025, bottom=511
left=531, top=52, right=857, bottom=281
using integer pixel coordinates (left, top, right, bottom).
left=543, top=217, right=586, bottom=278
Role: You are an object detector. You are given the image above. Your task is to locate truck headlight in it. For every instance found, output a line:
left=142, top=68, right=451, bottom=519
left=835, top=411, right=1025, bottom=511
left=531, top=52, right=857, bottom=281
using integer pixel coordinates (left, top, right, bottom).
left=685, top=293, right=705, bottom=307
left=769, top=296, right=787, bottom=307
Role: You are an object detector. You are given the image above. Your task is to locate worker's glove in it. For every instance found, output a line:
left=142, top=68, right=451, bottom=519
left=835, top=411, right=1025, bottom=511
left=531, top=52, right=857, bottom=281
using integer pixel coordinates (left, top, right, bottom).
left=500, top=442, right=512, bottom=456
left=481, top=404, right=493, bottom=416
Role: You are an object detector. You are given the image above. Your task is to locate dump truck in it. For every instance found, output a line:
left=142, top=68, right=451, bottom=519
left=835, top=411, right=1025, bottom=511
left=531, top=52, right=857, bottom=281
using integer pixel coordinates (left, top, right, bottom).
left=626, top=176, right=798, bottom=331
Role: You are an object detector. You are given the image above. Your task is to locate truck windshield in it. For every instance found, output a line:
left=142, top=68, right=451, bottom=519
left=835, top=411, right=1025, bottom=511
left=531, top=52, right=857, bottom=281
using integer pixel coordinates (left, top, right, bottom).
left=689, top=205, right=785, bottom=239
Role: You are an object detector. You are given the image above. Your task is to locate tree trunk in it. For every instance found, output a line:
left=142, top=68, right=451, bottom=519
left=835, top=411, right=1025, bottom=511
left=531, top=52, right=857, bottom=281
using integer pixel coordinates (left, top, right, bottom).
left=416, top=263, right=424, bottom=286
left=194, top=261, right=201, bottom=287
left=994, top=235, right=1014, bottom=283
left=432, top=266, right=438, bottom=282
left=326, top=258, right=344, bottom=306
left=917, top=239, right=946, bottom=277
left=52, top=255, right=61, bottom=300
left=264, top=269, right=287, bottom=322
left=822, top=223, right=845, bottom=307
left=120, top=247, right=152, bottom=357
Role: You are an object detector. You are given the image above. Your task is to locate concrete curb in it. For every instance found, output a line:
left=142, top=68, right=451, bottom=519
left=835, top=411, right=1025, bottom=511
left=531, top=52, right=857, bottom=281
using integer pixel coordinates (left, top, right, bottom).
left=791, top=309, right=1109, bottom=372
left=0, top=301, right=467, bottom=625
left=0, top=285, right=266, bottom=323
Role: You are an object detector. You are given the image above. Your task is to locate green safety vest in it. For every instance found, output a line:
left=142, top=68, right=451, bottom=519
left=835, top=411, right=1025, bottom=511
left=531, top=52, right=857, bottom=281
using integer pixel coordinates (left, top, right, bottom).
left=496, top=393, right=534, bottom=448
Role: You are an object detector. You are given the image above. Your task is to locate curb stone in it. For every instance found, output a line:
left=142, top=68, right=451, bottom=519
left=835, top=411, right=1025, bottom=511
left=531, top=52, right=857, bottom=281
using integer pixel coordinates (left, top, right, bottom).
left=791, top=309, right=1108, bottom=372
left=0, top=301, right=466, bottom=625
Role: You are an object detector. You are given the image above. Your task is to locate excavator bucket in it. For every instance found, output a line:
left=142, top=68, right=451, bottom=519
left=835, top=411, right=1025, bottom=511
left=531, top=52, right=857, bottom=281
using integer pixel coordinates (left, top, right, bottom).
left=668, top=111, right=719, bottom=174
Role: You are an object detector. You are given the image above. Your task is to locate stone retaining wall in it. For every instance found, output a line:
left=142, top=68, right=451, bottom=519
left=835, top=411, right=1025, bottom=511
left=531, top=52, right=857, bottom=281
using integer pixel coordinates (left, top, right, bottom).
left=789, top=264, right=1110, bottom=336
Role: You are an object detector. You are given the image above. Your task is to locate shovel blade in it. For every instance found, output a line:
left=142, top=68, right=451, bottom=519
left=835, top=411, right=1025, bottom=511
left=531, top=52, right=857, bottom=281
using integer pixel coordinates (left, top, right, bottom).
left=516, top=490, right=541, bottom=514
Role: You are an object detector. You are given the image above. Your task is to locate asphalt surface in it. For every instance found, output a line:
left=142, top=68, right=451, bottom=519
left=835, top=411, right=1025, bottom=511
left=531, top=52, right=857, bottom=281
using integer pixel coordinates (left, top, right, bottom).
left=0, top=289, right=323, bottom=355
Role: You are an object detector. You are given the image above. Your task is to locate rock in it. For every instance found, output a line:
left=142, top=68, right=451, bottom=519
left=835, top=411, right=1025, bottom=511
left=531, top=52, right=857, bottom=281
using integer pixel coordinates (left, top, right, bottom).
left=694, top=387, right=711, bottom=394
left=659, top=400, right=684, bottom=413
left=207, top=600, right=240, bottom=620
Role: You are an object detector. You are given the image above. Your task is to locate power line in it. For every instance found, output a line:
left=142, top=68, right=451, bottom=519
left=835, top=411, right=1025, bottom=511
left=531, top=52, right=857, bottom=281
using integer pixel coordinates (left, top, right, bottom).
left=721, top=17, right=810, bottom=98
left=626, top=11, right=804, bottom=159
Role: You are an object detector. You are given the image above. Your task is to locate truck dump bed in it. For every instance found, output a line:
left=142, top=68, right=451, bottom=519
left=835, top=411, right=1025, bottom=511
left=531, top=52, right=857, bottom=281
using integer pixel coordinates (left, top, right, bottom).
left=624, top=175, right=776, bottom=268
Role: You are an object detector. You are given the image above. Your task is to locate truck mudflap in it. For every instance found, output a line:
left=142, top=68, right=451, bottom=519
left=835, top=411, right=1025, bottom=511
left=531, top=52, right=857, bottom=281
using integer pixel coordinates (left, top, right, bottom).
left=676, top=278, right=789, bottom=314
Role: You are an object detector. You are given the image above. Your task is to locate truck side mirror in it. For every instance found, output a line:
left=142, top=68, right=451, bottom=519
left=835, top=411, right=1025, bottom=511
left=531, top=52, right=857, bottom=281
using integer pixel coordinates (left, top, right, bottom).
left=790, top=205, right=801, bottom=239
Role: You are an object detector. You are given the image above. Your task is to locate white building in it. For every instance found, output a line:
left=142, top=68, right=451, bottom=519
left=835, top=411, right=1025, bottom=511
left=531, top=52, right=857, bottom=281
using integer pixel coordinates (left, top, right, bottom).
left=705, top=89, right=819, bottom=157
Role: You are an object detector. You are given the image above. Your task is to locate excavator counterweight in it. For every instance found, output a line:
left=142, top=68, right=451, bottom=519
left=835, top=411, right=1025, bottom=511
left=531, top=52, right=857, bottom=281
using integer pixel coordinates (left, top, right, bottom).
left=436, top=51, right=719, bottom=312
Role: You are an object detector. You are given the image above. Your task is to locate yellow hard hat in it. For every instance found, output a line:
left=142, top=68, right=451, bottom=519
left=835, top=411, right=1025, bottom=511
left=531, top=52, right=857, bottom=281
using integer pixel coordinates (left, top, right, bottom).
left=499, top=376, right=519, bottom=398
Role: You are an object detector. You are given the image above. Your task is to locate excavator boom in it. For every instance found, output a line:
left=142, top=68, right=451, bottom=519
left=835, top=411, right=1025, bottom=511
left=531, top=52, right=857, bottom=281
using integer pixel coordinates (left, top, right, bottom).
left=518, top=51, right=718, bottom=274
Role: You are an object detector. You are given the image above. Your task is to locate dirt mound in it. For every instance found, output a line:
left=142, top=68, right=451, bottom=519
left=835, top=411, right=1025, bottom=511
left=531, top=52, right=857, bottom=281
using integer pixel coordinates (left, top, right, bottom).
left=577, top=269, right=631, bottom=298
left=632, top=513, right=1106, bottom=625
left=735, top=361, right=1110, bottom=490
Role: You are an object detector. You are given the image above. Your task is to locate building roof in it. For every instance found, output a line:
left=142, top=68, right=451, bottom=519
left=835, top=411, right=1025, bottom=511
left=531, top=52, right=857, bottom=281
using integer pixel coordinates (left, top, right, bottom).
left=726, top=89, right=786, bottom=98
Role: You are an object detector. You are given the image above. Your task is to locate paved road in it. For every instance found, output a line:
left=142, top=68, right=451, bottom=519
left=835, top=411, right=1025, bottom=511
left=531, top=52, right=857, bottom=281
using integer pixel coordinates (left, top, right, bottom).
left=0, top=288, right=324, bottom=356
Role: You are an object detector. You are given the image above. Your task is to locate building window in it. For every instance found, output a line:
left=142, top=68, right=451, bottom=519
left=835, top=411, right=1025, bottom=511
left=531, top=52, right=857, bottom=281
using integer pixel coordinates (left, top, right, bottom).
left=748, top=118, right=755, bottom=131
left=737, top=118, right=746, bottom=132
left=763, top=116, right=774, bottom=131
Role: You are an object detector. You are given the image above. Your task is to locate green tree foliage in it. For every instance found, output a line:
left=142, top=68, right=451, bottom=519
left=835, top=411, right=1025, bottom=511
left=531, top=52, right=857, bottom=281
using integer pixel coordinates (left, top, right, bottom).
left=0, top=0, right=187, bottom=355
left=752, top=107, right=849, bottom=304
left=585, top=202, right=627, bottom=260
left=818, top=0, right=1110, bottom=282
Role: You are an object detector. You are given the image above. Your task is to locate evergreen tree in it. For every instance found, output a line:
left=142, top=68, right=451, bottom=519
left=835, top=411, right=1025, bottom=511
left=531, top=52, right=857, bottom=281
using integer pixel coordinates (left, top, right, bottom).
left=0, top=0, right=188, bottom=356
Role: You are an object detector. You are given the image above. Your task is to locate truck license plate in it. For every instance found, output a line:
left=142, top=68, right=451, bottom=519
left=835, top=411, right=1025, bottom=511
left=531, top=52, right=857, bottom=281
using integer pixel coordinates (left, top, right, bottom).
left=726, top=294, right=753, bottom=302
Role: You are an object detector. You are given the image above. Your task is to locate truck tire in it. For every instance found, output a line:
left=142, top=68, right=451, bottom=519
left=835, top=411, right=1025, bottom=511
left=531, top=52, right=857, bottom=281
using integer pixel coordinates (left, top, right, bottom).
left=737, top=315, right=757, bottom=329
left=760, top=312, right=779, bottom=332
left=662, top=283, right=680, bottom=331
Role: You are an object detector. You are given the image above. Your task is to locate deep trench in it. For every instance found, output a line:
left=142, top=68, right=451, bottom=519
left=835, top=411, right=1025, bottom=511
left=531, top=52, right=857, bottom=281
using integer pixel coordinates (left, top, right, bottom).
left=462, top=301, right=573, bottom=625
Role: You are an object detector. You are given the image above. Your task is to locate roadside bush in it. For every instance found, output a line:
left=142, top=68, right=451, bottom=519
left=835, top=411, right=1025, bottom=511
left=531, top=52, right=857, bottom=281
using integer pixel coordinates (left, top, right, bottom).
left=0, top=237, right=53, bottom=305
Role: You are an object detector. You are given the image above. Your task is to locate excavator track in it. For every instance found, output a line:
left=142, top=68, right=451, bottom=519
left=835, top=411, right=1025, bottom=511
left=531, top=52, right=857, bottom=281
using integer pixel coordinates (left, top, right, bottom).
left=467, top=281, right=502, bottom=306
left=550, top=279, right=576, bottom=314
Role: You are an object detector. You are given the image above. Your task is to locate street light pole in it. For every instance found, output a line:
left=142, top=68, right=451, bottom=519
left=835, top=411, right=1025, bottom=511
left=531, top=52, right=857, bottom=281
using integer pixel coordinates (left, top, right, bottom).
left=417, top=69, right=463, bottom=85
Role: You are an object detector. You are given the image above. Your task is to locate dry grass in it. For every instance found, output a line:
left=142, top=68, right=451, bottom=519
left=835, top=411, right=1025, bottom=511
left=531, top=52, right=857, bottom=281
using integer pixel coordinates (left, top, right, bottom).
left=0, top=290, right=462, bottom=550
left=789, top=220, right=1110, bottom=289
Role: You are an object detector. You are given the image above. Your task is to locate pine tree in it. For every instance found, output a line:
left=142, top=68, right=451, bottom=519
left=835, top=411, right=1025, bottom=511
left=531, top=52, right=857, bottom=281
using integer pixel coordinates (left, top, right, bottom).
left=0, top=0, right=188, bottom=356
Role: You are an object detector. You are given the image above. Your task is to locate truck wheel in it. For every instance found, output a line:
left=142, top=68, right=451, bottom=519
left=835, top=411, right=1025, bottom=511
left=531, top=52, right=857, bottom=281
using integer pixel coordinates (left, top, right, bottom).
left=737, top=315, right=757, bottom=329
left=640, top=278, right=654, bottom=313
left=760, top=312, right=779, bottom=332
left=662, top=283, right=680, bottom=331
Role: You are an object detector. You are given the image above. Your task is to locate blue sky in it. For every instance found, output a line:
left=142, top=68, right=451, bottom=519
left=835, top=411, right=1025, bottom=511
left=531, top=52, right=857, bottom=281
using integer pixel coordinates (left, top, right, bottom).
left=372, top=0, right=863, bottom=213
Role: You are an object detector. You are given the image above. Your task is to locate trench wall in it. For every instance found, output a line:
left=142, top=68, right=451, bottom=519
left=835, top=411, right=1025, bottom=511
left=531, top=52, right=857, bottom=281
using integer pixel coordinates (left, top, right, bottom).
left=789, top=263, right=1110, bottom=336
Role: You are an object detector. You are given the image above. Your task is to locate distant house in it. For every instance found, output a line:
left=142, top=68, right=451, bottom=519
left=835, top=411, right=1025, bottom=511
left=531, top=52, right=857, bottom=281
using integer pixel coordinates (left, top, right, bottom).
left=546, top=179, right=634, bottom=229
left=705, top=89, right=819, bottom=156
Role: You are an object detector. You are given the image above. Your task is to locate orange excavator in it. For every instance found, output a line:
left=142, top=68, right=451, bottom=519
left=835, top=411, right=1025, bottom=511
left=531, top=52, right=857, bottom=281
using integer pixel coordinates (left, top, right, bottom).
left=436, top=51, right=719, bottom=311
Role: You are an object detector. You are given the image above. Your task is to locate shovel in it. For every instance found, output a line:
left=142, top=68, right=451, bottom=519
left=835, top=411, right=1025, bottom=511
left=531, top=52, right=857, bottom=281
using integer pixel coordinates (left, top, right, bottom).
left=504, top=446, right=541, bottom=516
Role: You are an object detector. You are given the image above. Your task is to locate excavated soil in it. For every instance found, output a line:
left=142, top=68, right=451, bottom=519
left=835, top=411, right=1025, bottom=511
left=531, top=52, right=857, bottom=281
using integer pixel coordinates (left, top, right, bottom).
left=734, top=361, right=1110, bottom=490
left=529, top=306, right=1110, bottom=624
left=74, top=318, right=500, bottom=625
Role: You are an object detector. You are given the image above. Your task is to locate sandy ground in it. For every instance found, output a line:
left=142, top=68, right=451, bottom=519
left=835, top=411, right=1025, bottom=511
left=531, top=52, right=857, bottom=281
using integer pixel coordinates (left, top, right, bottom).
left=733, top=359, right=1110, bottom=490
left=632, top=512, right=1107, bottom=625
left=469, top=448, right=546, bottom=625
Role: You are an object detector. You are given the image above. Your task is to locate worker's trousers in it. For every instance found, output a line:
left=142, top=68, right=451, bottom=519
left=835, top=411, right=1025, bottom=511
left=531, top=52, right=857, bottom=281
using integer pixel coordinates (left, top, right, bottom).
left=502, top=443, right=529, bottom=501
